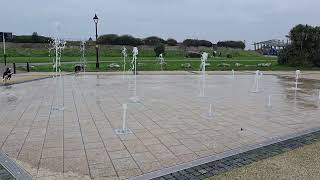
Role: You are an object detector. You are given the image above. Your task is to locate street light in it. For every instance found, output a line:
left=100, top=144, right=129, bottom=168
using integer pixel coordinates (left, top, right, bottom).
left=1, top=32, right=7, bottom=66
left=93, top=14, right=99, bottom=69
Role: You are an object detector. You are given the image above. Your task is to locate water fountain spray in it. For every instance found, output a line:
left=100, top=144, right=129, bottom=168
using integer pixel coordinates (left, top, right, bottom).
left=251, top=70, right=263, bottom=93
left=114, top=103, right=132, bottom=135
left=122, top=104, right=128, bottom=131
left=293, top=70, right=301, bottom=90
left=208, top=104, right=213, bottom=117
left=49, top=38, right=66, bottom=77
left=122, top=46, right=127, bottom=80
left=129, top=47, right=140, bottom=102
left=159, top=53, right=165, bottom=71
left=49, top=37, right=66, bottom=111
left=199, top=52, right=208, bottom=97
left=80, top=40, right=86, bottom=74
left=202, top=103, right=214, bottom=120
left=268, top=95, right=272, bottom=107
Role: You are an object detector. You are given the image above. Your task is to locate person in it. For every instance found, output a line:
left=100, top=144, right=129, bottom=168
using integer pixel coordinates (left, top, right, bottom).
left=3, top=68, right=13, bottom=82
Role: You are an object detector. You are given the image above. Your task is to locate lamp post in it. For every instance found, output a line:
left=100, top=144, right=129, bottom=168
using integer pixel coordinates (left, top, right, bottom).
left=1, top=32, right=6, bottom=66
left=93, top=14, right=99, bottom=69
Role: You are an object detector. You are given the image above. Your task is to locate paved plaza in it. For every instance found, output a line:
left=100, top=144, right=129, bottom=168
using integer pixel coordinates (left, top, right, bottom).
left=0, top=73, right=320, bottom=179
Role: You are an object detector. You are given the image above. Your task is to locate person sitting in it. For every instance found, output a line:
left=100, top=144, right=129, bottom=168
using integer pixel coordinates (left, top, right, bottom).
left=2, top=68, right=13, bottom=82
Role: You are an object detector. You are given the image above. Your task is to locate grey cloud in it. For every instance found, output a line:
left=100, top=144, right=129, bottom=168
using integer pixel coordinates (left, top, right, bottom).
left=1, top=0, right=320, bottom=48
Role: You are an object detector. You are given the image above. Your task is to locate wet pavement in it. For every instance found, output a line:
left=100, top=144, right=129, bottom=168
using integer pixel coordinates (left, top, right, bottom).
left=0, top=74, right=320, bottom=179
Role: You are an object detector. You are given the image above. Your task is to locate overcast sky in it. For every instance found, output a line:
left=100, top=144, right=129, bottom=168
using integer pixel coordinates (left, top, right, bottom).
left=1, top=0, right=320, bottom=48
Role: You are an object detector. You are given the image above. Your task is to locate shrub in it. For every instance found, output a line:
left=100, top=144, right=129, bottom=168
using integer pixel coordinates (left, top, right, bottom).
left=115, top=35, right=143, bottom=46
left=143, top=36, right=165, bottom=46
left=312, top=50, right=320, bottom=67
left=278, top=46, right=290, bottom=65
left=278, top=24, right=320, bottom=67
left=198, top=40, right=212, bottom=47
left=166, top=38, right=178, bottom=46
left=13, top=33, right=51, bottom=43
left=217, top=41, right=245, bottom=49
left=97, top=34, right=143, bottom=46
left=278, top=45, right=311, bottom=66
left=183, top=39, right=212, bottom=47
left=154, top=43, right=165, bottom=56
left=97, top=34, right=119, bottom=44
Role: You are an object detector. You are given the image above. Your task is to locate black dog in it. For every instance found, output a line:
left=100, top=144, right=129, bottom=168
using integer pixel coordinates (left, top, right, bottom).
left=2, top=68, right=13, bottom=82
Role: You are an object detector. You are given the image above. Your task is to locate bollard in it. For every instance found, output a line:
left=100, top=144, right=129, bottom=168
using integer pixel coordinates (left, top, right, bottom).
left=27, top=62, right=30, bottom=72
left=13, top=63, right=16, bottom=74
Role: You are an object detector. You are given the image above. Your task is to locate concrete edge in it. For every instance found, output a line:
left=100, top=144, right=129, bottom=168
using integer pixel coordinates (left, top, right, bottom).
left=0, top=151, right=34, bottom=180
left=0, top=73, right=74, bottom=87
left=129, top=127, right=320, bottom=180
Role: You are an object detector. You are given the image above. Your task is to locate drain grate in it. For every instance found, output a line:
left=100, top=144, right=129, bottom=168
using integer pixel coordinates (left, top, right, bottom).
left=0, top=164, right=15, bottom=180
left=0, top=151, right=34, bottom=180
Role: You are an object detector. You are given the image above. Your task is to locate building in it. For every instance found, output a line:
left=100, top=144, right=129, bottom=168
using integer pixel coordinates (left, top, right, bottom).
left=253, top=39, right=289, bottom=56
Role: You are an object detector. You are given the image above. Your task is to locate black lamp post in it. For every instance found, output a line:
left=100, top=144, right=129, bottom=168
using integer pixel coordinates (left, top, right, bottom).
left=1, top=32, right=7, bottom=66
left=93, top=14, right=99, bottom=69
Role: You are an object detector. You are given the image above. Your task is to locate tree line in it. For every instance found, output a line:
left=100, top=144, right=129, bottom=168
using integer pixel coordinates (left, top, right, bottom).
left=3, top=32, right=52, bottom=43
left=97, top=34, right=245, bottom=49
left=278, top=24, right=320, bottom=67
left=5, top=32, right=246, bottom=49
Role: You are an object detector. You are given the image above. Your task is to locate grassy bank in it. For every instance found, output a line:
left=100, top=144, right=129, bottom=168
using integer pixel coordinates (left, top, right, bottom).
left=4, top=56, right=277, bottom=63
left=208, top=141, right=320, bottom=180
left=15, top=58, right=313, bottom=72
left=5, top=43, right=312, bottom=72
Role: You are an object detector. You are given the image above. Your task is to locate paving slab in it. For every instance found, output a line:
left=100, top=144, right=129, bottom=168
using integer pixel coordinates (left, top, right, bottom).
left=0, top=73, right=320, bottom=179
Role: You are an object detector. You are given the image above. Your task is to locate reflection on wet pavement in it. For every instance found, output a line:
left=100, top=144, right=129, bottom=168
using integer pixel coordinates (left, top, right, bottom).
left=0, top=74, right=320, bottom=179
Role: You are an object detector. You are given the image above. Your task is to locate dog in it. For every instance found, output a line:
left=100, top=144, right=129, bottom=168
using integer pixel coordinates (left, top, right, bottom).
left=2, top=68, right=13, bottom=83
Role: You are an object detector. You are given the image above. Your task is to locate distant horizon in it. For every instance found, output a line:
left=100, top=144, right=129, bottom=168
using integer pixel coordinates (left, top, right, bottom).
left=2, top=0, right=320, bottom=49
left=4, top=31, right=286, bottom=50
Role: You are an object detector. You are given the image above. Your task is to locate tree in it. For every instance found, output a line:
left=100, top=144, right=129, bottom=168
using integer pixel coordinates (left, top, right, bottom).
left=143, top=36, right=165, bottom=46
left=97, top=34, right=119, bottom=44
left=115, top=35, right=143, bottom=46
left=154, top=43, right=165, bottom=56
left=182, top=39, right=213, bottom=47
left=166, top=38, right=178, bottom=46
left=198, top=40, right=212, bottom=47
left=13, top=33, right=51, bottom=43
left=278, top=24, right=320, bottom=67
left=31, top=32, right=39, bottom=43
left=97, top=34, right=144, bottom=46
left=217, top=41, right=245, bottom=49
left=183, top=39, right=196, bottom=46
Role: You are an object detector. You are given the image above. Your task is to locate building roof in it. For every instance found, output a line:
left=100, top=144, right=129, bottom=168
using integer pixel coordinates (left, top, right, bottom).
left=255, top=39, right=288, bottom=47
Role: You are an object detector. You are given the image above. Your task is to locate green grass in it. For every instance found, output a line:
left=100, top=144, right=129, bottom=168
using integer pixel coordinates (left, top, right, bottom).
left=15, top=58, right=312, bottom=72
left=5, top=44, right=315, bottom=72
left=208, top=141, right=320, bottom=180
left=0, top=45, right=272, bottom=61
left=4, top=56, right=277, bottom=63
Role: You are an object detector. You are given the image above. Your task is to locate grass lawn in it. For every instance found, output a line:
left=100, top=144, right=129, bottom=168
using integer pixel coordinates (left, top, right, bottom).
left=14, top=56, right=320, bottom=72
left=14, top=58, right=288, bottom=72
left=4, top=56, right=277, bottom=63
left=3, top=45, right=318, bottom=72
left=208, top=141, right=320, bottom=180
